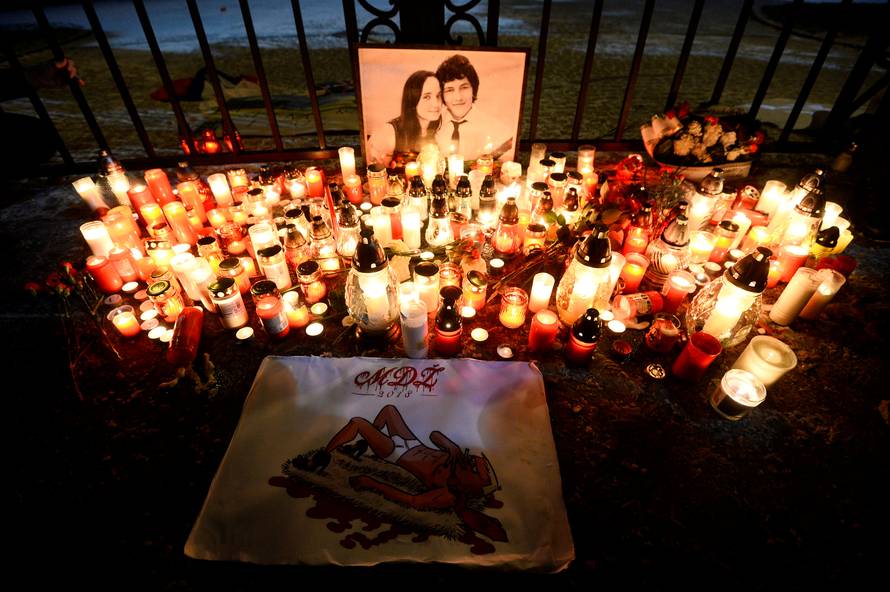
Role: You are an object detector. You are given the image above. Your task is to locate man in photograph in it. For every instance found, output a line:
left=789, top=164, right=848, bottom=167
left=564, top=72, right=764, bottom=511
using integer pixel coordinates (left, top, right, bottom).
left=434, top=54, right=514, bottom=162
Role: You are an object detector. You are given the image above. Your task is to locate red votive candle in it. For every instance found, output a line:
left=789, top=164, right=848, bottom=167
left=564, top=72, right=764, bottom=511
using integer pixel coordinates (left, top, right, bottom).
left=144, top=169, right=175, bottom=204
left=661, top=270, right=696, bottom=314
left=778, top=244, right=809, bottom=283
left=167, top=306, right=204, bottom=365
left=672, top=331, right=722, bottom=381
left=620, top=253, right=649, bottom=293
left=86, top=255, right=123, bottom=294
left=622, top=227, right=649, bottom=256
left=127, top=184, right=156, bottom=212
left=528, top=309, right=559, bottom=352
left=434, top=327, right=462, bottom=357
left=305, top=167, right=325, bottom=198
left=343, top=174, right=363, bottom=205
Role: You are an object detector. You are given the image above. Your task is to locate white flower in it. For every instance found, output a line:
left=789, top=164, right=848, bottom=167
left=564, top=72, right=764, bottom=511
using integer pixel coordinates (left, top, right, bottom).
left=720, top=131, right=737, bottom=148
left=702, top=123, right=723, bottom=148
left=687, top=121, right=703, bottom=137
left=673, top=133, right=695, bottom=157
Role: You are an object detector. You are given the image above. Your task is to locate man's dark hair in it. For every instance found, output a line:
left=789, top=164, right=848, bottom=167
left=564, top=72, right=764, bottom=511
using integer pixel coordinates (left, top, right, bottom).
left=435, top=54, right=479, bottom=102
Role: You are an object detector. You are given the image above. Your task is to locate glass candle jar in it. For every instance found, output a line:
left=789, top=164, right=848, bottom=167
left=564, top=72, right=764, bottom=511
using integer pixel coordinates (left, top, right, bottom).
left=217, top=257, right=251, bottom=295
left=528, top=309, right=559, bottom=352
left=462, top=270, right=488, bottom=311
left=86, top=255, right=123, bottom=294
left=523, top=223, right=547, bottom=256
left=414, top=261, right=440, bottom=315
left=731, top=335, right=797, bottom=387
left=208, top=277, right=248, bottom=329
left=661, top=269, right=696, bottom=314
left=546, top=172, right=567, bottom=210
left=257, top=244, right=292, bottom=291
left=499, top=287, right=529, bottom=329
left=162, top=201, right=197, bottom=246
left=367, top=163, right=388, bottom=205
left=217, top=222, right=246, bottom=256
left=251, top=280, right=290, bottom=339
left=528, top=272, right=555, bottom=313
left=197, top=235, right=225, bottom=271
left=107, top=245, right=139, bottom=284
left=689, top=230, right=717, bottom=264
left=620, top=253, right=649, bottom=294
left=144, top=168, right=175, bottom=204
left=147, top=279, right=185, bottom=322
left=80, top=221, right=115, bottom=257
left=671, top=331, right=722, bottom=381
left=297, top=260, right=327, bottom=304
left=281, top=288, right=310, bottom=328
left=309, top=216, right=342, bottom=276
left=708, top=220, right=740, bottom=263
left=438, top=262, right=462, bottom=289
left=400, top=299, right=428, bottom=359
left=145, top=237, right=174, bottom=270
left=769, top=267, right=820, bottom=326
left=493, top=197, right=522, bottom=257
left=108, top=304, right=141, bottom=337
left=644, top=312, right=681, bottom=353
left=710, top=369, right=767, bottom=421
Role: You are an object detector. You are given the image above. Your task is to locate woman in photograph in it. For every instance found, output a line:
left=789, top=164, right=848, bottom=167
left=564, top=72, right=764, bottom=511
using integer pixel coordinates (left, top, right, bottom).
left=367, top=70, right=442, bottom=167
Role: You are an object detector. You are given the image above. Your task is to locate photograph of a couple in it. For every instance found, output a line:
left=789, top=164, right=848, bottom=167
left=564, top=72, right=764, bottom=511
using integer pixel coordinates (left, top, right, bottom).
left=357, top=46, right=528, bottom=168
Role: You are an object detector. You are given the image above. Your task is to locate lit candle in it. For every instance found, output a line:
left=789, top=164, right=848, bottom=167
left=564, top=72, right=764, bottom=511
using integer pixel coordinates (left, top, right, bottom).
left=689, top=230, right=716, bottom=264
left=661, top=270, right=696, bottom=314
left=371, top=207, right=393, bottom=246
left=756, top=180, right=786, bottom=217
left=528, top=309, right=559, bottom=352
left=529, top=272, right=555, bottom=313
left=401, top=299, right=429, bottom=358
left=207, top=173, right=233, bottom=207
left=144, top=169, right=175, bottom=204
left=287, top=177, right=306, bottom=200
left=73, top=177, right=110, bottom=214
left=80, top=221, right=115, bottom=257
left=107, top=171, right=131, bottom=207
left=741, top=226, right=770, bottom=252
left=644, top=312, right=681, bottom=353
left=622, top=227, right=649, bottom=256
left=405, top=161, right=420, bottom=179
left=207, top=208, right=228, bottom=229
left=343, top=174, right=363, bottom=205
left=799, top=268, right=846, bottom=320
left=438, top=262, right=461, bottom=289
left=620, top=253, right=649, bottom=293
left=461, top=271, right=488, bottom=311
left=448, top=154, right=464, bottom=188
left=86, top=255, right=123, bottom=293
left=127, top=184, right=156, bottom=215
left=109, top=305, right=140, bottom=337
left=306, top=322, right=324, bottom=336
left=413, top=261, right=440, bottom=315
left=162, top=201, right=197, bottom=245
left=710, top=369, right=767, bottom=421
left=702, top=297, right=745, bottom=340
left=731, top=335, right=797, bottom=387
left=821, top=202, right=843, bottom=230
left=766, top=258, right=782, bottom=288
left=305, top=167, right=324, bottom=198
left=770, top=267, right=820, bottom=326
left=281, top=290, right=309, bottom=328
left=672, top=331, right=723, bottom=381
left=727, top=211, right=751, bottom=251
left=226, top=168, right=249, bottom=190
left=577, top=145, right=595, bottom=172
left=834, top=217, right=851, bottom=234
left=338, top=146, right=356, bottom=179
left=470, top=327, right=489, bottom=342
left=499, top=287, right=529, bottom=329
left=357, top=269, right=392, bottom=329
left=834, top=229, right=854, bottom=254
left=401, top=210, right=422, bottom=250
left=778, top=244, right=809, bottom=283
left=607, top=252, right=626, bottom=303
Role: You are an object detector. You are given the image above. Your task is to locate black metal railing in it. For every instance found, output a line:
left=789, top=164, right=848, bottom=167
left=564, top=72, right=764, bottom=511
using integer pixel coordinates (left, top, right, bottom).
left=2, top=0, right=887, bottom=176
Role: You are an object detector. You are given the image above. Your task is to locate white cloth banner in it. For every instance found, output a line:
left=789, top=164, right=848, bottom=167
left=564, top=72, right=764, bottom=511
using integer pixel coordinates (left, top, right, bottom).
left=186, top=355, right=574, bottom=571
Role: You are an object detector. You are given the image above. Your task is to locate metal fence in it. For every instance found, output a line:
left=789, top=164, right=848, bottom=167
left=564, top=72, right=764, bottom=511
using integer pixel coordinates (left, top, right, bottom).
left=2, top=0, right=887, bottom=176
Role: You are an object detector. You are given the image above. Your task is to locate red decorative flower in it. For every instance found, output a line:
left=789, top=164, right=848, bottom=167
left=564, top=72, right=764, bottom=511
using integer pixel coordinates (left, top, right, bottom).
left=665, top=109, right=676, bottom=121
left=24, top=281, right=42, bottom=296
left=747, top=143, right=759, bottom=154
left=754, top=131, right=766, bottom=145
left=60, top=261, right=79, bottom=284
left=45, top=272, right=62, bottom=290
left=704, top=115, right=719, bottom=126
left=677, top=101, right=690, bottom=119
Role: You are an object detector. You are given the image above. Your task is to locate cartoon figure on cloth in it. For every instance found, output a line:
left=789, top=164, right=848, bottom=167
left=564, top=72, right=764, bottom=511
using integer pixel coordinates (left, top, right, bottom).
left=287, top=404, right=507, bottom=543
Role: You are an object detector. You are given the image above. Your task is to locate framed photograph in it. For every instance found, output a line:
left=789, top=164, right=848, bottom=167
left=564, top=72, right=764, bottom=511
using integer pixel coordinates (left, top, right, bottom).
left=355, top=45, right=530, bottom=169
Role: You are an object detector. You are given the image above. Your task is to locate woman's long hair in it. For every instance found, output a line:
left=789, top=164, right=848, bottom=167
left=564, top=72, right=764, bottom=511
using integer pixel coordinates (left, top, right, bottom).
left=392, top=70, right=441, bottom=153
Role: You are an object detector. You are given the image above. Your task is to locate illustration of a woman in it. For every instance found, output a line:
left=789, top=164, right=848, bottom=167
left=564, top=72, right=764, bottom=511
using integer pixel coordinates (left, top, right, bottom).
left=293, top=404, right=506, bottom=542
left=367, top=71, right=442, bottom=167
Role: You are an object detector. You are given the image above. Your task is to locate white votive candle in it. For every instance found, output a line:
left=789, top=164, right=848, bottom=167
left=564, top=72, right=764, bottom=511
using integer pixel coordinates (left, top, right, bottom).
left=799, top=268, right=846, bottom=320
left=821, top=202, right=843, bottom=230
left=207, top=173, right=233, bottom=206
left=731, top=335, right=797, bottom=387
left=529, top=272, right=555, bottom=313
left=756, top=180, right=786, bottom=217
left=710, top=369, right=767, bottom=421
left=770, top=267, right=820, bottom=326
left=73, top=177, right=110, bottom=212
left=80, top=221, right=115, bottom=257
left=339, top=146, right=356, bottom=179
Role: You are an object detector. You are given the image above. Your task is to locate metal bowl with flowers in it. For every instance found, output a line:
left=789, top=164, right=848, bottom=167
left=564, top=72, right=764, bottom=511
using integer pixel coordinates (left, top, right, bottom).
left=642, top=102, right=765, bottom=181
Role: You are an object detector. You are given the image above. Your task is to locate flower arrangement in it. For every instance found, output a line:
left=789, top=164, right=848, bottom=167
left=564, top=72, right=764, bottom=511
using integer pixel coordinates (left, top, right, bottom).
left=643, top=102, right=765, bottom=167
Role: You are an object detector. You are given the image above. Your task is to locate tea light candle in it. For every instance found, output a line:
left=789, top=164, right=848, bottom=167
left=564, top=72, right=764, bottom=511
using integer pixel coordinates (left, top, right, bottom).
left=770, top=267, right=820, bottom=325
left=306, top=321, right=324, bottom=336
left=73, top=177, right=110, bottom=213
left=661, top=270, right=696, bottom=314
left=756, top=180, right=786, bottom=217
left=207, top=173, right=233, bottom=207
left=140, top=308, right=158, bottom=322
left=343, top=174, right=363, bottom=205
left=778, top=244, right=810, bottom=283
left=109, top=305, right=140, bottom=337
left=80, top=221, right=115, bottom=257
left=528, top=309, right=559, bottom=352
left=147, top=325, right=166, bottom=339
left=620, top=253, right=649, bottom=293
left=732, top=335, right=797, bottom=387
left=310, top=302, right=328, bottom=316
left=461, top=306, right=477, bottom=319
left=338, top=146, right=356, bottom=179
left=305, top=167, right=324, bottom=198
left=499, top=288, right=529, bottom=329
left=821, top=202, right=843, bottom=230
left=529, top=272, right=555, bottom=313
left=471, top=327, right=489, bottom=342
left=489, top=258, right=504, bottom=274
left=144, top=168, right=175, bottom=204
left=710, top=369, right=767, bottom=421
left=799, top=268, right=846, bottom=320
left=607, top=319, right=626, bottom=334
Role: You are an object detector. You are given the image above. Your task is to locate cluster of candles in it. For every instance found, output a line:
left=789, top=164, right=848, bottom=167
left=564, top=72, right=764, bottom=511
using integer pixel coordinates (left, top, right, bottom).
left=72, top=148, right=851, bottom=421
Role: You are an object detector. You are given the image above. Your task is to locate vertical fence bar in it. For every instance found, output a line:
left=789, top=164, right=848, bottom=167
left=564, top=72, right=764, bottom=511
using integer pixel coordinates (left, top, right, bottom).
left=132, top=0, right=194, bottom=151
left=32, top=5, right=109, bottom=152
left=291, top=0, right=327, bottom=149
left=528, top=0, right=552, bottom=140
left=486, top=0, right=500, bottom=46
left=342, top=0, right=360, bottom=76
left=1, top=41, right=74, bottom=167
left=571, top=0, right=604, bottom=140
left=779, top=0, right=852, bottom=143
left=665, top=0, right=705, bottom=111
left=238, top=0, right=283, bottom=151
left=824, top=26, right=888, bottom=136
left=614, top=0, right=655, bottom=142
left=748, top=0, right=803, bottom=119
left=186, top=0, right=241, bottom=155
left=82, top=1, right=155, bottom=158
left=710, top=0, right=752, bottom=105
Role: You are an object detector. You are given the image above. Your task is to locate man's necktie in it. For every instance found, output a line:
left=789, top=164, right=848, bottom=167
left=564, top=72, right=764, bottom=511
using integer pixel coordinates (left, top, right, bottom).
left=451, top=120, right=465, bottom=147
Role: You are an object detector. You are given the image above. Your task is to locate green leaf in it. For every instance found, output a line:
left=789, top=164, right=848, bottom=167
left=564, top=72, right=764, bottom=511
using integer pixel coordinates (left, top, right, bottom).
left=600, top=207, right=623, bottom=225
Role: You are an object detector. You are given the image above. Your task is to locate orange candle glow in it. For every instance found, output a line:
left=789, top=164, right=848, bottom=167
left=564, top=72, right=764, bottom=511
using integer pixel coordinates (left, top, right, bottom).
left=439, top=263, right=461, bottom=289
left=344, top=174, right=363, bottom=205
left=528, top=309, right=559, bottom=352
left=110, top=305, right=141, bottom=337
left=305, top=168, right=324, bottom=198
left=767, top=258, right=782, bottom=289
left=144, top=169, right=175, bottom=204
left=405, top=161, right=420, bottom=179
left=207, top=208, right=228, bottom=229
left=778, top=244, right=809, bottom=283
left=622, top=227, right=649, bottom=256
left=499, top=287, right=529, bottom=329
left=139, top=202, right=166, bottom=231
left=620, top=253, right=649, bottom=293
left=177, top=181, right=207, bottom=223
left=741, top=226, right=770, bottom=252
